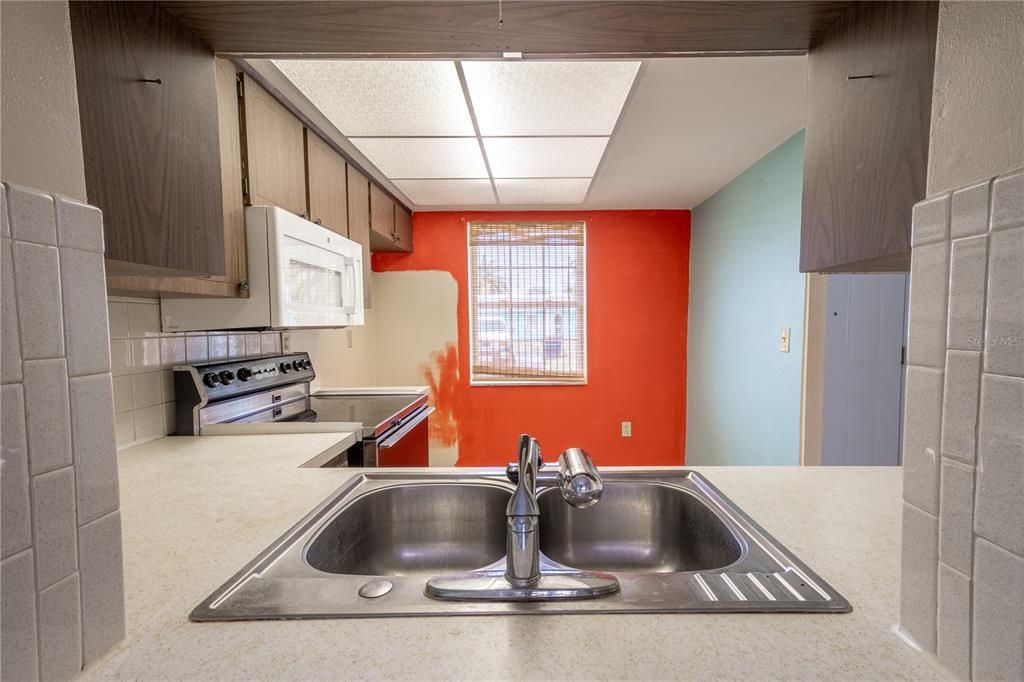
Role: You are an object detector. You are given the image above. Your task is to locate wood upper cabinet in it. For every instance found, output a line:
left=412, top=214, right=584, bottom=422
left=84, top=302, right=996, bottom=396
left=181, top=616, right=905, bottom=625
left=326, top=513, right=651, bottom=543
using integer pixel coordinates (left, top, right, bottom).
left=304, top=129, right=348, bottom=236
left=369, top=184, right=412, bottom=253
left=70, top=1, right=225, bottom=277
left=800, top=1, right=938, bottom=273
left=369, top=184, right=396, bottom=246
left=240, top=74, right=307, bottom=217
left=394, top=206, right=413, bottom=252
left=106, top=58, right=248, bottom=298
left=347, top=166, right=373, bottom=309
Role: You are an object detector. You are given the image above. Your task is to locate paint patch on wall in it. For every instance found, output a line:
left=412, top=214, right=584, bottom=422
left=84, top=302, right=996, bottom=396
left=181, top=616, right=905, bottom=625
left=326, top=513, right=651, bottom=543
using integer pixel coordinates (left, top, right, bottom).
left=421, top=342, right=460, bottom=449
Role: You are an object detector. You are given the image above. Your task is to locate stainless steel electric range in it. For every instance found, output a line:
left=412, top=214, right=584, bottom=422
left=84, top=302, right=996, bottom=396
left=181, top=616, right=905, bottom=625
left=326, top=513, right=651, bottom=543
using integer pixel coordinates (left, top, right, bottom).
left=173, top=352, right=432, bottom=467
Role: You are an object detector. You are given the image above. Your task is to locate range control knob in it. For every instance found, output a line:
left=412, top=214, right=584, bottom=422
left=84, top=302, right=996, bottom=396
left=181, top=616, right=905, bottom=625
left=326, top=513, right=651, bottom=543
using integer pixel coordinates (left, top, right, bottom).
left=292, top=359, right=306, bottom=371
left=218, top=370, right=235, bottom=385
left=236, top=367, right=253, bottom=382
left=202, top=372, right=221, bottom=388
left=279, top=362, right=292, bottom=374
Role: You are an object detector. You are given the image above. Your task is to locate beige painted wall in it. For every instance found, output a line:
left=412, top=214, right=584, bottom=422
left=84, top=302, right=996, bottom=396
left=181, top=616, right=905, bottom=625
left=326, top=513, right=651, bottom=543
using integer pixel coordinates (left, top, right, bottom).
left=927, top=1, right=1024, bottom=195
left=288, top=308, right=378, bottom=391
left=373, top=271, right=459, bottom=466
left=292, top=272, right=459, bottom=466
left=1, top=1, right=87, bottom=201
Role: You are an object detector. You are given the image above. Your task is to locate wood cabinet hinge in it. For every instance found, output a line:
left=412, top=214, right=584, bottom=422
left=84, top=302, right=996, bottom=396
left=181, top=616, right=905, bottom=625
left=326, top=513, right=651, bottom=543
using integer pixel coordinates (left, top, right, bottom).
left=241, top=176, right=249, bottom=199
left=236, top=73, right=244, bottom=99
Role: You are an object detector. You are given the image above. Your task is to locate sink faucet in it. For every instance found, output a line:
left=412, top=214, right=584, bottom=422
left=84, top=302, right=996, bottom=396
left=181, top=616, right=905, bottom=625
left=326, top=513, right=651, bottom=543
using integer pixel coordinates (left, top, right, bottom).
left=504, top=434, right=604, bottom=587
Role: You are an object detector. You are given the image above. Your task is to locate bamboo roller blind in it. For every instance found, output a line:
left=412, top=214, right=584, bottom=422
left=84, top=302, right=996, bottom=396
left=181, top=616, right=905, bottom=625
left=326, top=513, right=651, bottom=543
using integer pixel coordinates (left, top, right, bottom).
left=468, top=222, right=586, bottom=384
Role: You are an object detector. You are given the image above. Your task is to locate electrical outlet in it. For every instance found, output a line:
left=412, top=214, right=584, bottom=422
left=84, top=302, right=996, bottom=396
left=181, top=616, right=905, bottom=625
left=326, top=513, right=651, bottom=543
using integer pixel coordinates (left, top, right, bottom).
left=780, top=327, right=791, bottom=353
left=346, top=329, right=354, bottom=349
left=621, top=421, right=632, bottom=438
left=281, top=332, right=291, bottom=352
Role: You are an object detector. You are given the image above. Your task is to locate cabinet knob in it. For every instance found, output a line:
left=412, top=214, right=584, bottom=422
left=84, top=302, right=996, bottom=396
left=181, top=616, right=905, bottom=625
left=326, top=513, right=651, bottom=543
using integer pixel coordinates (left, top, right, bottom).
left=315, top=218, right=322, bottom=225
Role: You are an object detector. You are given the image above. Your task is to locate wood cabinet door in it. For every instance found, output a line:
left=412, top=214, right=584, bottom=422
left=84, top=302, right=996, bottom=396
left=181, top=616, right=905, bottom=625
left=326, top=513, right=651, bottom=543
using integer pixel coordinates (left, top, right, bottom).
left=393, top=206, right=413, bottom=253
left=347, top=166, right=373, bottom=309
left=241, top=74, right=307, bottom=217
left=369, top=183, right=396, bottom=245
left=106, top=56, right=248, bottom=298
left=800, top=1, right=937, bottom=273
left=305, top=130, right=349, bottom=236
left=70, top=0, right=225, bottom=276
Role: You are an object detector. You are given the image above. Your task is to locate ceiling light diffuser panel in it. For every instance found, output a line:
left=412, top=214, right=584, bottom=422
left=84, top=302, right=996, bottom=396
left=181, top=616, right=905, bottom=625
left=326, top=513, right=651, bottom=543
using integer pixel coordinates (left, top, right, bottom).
left=393, top=179, right=496, bottom=206
left=484, top=137, right=608, bottom=178
left=350, top=138, right=488, bottom=179
left=462, top=61, right=641, bottom=136
left=495, top=179, right=592, bottom=205
left=273, top=60, right=474, bottom=136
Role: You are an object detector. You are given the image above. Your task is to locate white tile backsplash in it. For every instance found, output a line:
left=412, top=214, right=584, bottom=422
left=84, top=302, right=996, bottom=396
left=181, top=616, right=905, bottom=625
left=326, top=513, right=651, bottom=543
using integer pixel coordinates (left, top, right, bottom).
left=6, top=182, right=57, bottom=245
left=60, top=247, right=111, bottom=377
left=14, top=241, right=65, bottom=360
left=31, top=466, right=78, bottom=590
left=1, top=237, right=22, bottom=383
left=22, top=359, right=73, bottom=475
left=126, top=300, right=160, bottom=337
left=78, top=511, right=125, bottom=665
left=972, top=538, right=1024, bottom=681
left=55, top=196, right=104, bottom=253
left=0, top=549, right=39, bottom=681
left=902, top=169, right=1024, bottom=681
left=1, top=184, right=124, bottom=674
left=69, top=374, right=121, bottom=525
left=130, top=371, right=162, bottom=409
left=1, top=384, right=33, bottom=558
left=108, top=297, right=282, bottom=448
left=37, top=572, right=82, bottom=682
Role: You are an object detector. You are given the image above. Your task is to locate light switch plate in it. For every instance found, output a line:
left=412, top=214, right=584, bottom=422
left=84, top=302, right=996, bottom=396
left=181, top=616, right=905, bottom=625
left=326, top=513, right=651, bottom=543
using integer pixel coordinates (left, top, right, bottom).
left=621, top=421, right=632, bottom=438
left=780, top=327, right=791, bottom=353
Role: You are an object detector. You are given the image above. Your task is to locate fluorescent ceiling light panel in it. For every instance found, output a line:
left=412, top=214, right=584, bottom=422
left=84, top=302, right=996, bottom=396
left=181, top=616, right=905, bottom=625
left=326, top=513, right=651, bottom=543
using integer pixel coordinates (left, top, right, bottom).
left=495, top=179, right=592, bottom=205
left=350, top=138, right=488, bottom=179
left=273, top=60, right=474, bottom=136
left=462, top=61, right=641, bottom=135
left=484, top=137, right=608, bottom=178
left=394, top=179, right=496, bottom=206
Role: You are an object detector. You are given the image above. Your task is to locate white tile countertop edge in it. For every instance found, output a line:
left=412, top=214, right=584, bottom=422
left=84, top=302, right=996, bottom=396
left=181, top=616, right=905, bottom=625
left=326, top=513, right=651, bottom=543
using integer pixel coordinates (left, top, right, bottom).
left=78, top=435, right=951, bottom=681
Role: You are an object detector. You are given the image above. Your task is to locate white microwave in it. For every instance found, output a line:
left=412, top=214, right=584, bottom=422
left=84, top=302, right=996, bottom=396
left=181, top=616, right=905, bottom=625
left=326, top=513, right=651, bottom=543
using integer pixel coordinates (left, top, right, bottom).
left=161, top=206, right=364, bottom=331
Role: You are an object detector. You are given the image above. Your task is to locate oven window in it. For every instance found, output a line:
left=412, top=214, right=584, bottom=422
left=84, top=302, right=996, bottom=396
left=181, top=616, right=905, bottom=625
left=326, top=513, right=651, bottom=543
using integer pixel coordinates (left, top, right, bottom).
left=284, top=235, right=344, bottom=307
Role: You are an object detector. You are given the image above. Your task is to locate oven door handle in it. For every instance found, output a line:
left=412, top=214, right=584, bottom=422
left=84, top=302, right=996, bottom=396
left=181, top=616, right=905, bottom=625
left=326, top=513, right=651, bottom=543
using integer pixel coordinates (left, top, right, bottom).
left=377, top=406, right=435, bottom=449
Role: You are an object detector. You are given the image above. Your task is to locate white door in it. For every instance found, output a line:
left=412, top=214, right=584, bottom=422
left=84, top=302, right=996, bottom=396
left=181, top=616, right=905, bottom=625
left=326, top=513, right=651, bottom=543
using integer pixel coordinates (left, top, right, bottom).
left=821, top=274, right=908, bottom=466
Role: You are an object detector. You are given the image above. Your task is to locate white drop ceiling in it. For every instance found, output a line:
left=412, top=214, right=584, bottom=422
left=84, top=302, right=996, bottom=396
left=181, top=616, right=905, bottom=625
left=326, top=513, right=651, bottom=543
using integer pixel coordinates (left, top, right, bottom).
left=271, top=56, right=807, bottom=211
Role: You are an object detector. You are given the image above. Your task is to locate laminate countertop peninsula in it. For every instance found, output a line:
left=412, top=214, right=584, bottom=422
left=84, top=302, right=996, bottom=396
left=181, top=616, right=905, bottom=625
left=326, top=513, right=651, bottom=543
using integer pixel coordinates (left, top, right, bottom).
left=80, top=434, right=949, bottom=681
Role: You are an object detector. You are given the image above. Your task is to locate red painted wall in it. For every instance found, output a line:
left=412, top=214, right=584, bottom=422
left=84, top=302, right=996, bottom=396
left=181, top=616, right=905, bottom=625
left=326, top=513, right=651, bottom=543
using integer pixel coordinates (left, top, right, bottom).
left=374, top=210, right=691, bottom=467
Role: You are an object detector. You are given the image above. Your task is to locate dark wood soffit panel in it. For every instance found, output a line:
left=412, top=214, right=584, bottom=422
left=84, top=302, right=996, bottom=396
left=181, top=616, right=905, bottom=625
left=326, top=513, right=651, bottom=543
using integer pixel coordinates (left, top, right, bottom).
left=161, top=1, right=853, bottom=56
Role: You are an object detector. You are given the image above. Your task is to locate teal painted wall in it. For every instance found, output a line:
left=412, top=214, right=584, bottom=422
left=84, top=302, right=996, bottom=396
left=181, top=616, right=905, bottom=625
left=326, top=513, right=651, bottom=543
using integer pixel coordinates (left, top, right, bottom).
left=686, top=130, right=806, bottom=466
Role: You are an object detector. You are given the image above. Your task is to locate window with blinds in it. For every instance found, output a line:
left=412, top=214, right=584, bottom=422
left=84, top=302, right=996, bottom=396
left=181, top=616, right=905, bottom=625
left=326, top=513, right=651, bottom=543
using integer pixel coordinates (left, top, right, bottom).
left=468, top=222, right=586, bottom=384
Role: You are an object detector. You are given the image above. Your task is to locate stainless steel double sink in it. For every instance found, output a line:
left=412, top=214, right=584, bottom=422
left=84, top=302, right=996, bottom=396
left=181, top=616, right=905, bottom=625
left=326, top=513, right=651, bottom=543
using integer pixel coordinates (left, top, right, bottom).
left=191, top=470, right=850, bottom=620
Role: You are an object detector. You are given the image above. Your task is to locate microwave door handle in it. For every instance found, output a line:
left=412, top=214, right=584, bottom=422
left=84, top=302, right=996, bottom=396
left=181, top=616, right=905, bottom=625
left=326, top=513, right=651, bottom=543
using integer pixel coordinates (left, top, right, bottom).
left=352, top=256, right=364, bottom=313
left=342, top=255, right=357, bottom=315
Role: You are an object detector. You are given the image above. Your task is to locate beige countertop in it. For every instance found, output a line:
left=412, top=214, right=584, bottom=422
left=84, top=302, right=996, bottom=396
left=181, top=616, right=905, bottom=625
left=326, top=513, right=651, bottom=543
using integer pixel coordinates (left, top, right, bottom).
left=80, top=434, right=948, bottom=681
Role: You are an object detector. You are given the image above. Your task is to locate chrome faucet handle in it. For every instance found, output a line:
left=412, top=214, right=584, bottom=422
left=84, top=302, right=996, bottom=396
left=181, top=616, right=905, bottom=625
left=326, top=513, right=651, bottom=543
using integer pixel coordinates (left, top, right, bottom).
left=505, top=438, right=542, bottom=484
left=556, top=448, right=603, bottom=508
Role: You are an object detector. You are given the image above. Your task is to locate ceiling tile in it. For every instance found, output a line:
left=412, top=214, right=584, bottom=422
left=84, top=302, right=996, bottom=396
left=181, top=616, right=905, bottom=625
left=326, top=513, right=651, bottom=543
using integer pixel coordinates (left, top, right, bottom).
left=394, top=179, right=496, bottom=206
left=462, top=61, right=640, bottom=136
left=350, top=138, right=488, bottom=179
left=495, top=179, right=592, bottom=205
left=273, top=60, right=474, bottom=136
left=484, top=137, right=608, bottom=178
